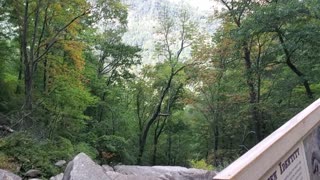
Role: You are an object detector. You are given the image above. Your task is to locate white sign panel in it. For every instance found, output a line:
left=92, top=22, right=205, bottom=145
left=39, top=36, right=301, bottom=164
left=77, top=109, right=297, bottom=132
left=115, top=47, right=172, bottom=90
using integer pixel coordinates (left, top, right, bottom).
left=261, top=142, right=309, bottom=180
left=262, top=125, right=320, bottom=180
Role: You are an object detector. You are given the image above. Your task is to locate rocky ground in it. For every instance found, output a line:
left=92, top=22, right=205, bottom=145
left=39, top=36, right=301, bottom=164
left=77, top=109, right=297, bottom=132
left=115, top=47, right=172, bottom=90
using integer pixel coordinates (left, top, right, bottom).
left=0, top=152, right=217, bottom=180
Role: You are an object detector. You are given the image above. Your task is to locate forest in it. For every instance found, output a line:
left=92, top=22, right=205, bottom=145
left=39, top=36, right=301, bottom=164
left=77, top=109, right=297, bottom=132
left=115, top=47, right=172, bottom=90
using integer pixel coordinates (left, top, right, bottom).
left=0, top=0, right=320, bottom=178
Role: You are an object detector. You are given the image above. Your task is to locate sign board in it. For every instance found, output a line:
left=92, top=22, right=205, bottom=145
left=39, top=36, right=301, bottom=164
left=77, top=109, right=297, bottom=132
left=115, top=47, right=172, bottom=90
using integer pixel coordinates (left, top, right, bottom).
left=213, top=99, right=320, bottom=180
left=261, top=142, right=309, bottom=180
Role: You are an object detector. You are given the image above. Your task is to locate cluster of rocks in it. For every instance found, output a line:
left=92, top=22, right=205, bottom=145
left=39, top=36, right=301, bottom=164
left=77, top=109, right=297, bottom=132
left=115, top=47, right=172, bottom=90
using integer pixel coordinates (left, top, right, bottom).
left=1, top=152, right=217, bottom=180
left=0, top=169, right=21, bottom=180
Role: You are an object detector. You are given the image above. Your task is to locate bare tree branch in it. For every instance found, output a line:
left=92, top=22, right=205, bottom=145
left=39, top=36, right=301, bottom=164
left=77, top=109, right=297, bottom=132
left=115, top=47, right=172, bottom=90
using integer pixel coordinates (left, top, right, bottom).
left=34, top=9, right=90, bottom=64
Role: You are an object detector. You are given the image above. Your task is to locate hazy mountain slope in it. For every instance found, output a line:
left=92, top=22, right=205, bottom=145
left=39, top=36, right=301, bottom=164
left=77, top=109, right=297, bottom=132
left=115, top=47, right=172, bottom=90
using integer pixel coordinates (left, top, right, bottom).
left=121, top=0, right=219, bottom=64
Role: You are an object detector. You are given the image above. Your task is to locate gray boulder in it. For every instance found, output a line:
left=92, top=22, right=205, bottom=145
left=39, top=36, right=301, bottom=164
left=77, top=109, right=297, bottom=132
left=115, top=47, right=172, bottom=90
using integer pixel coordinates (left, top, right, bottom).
left=114, top=165, right=167, bottom=176
left=25, top=169, right=41, bottom=178
left=55, top=160, right=66, bottom=167
left=105, top=165, right=165, bottom=179
left=113, top=165, right=216, bottom=180
left=62, top=153, right=111, bottom=180
left=168, top=169, right=217, bottom=180
left=105, top=171, right=160, bottom=180
left=0, top=169, right=21, bottom=180
left=102, top=165, right=114, bottom=172
left=50, top=173, right=63, bottom=180
left=54, top=153, right=216, bottom=180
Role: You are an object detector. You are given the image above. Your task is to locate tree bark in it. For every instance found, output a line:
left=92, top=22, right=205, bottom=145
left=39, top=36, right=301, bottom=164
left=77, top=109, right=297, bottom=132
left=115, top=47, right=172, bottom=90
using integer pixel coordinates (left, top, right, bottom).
left=43, top=52, right=48, bottom=92
left=277, top=31, right=313, bottom=99
left=152, top=117, right=167, bottom=165
left=167, top=131, right=172, bottom=165
left=137, top=73, right=173, bottom=165
left=152, top=133, right=159, bottom=165
left=213, top=118, right=220, bottom=166
left=245, top=44, right=262, bottom=142
left=16, top=32, right=24, bottom=94
left=136, top=6, right=190, bottom=164
left=22, top=0, right=33, bottom=111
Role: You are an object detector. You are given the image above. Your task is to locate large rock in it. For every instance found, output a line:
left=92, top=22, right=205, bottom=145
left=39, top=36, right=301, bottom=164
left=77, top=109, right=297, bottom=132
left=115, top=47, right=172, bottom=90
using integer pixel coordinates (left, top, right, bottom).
left=57, top=153, right=216, bottom=180
left=113, top=165, right=216, bottom=180
left=0, top=169, right=21, bottom=180
left=55, top=160, right=66, bottom=167
left=168, top=169, right=217, bottom=180
left=105, top=171, right=160, bottom=180
left=114, top=165, right=167, bottom=176
left=154, top=167, right=215, bottom=180
left=25, top=169, right=41, bottom=178
left=50, top=173, right=63, bottom=180
left=102, top=165, right=114, bottom=172
left=62, top=153, right=111, bottom=180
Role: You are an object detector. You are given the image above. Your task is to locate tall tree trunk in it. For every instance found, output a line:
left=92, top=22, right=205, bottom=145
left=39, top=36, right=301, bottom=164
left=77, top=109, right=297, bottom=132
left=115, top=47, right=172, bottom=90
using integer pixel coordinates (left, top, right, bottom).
left=213, top=121, right=220, bottom=166
left=152, top=119, right=160, bottom=165
left=23, top=0, right=40, bottom=111
left=98, top=92, right=106, bottom=122
left=243, top=42, right=262, bottom=142
left=43, top=56, right=48, bottom=92
left=152, top=135, right=158, bottom=165
left=137, top=73, right=174, bottom=165
left=112, top=113, right=115, bottom=135
left=16, top=33, right=23, bottom=94
left=226, top=5, right=263, bottom=142
left=167, top=131, right=172, bottom=165
left=24, top=65, right=33, bottom=111
left=213, top=70, right=223, bottom=166
left=277, top=31, right=313, bottom=99
left=22, top=0, right=33, bottom=111
left=137, top=136, right=144, bottom=165
left=152, top=116, right=167, bottom=165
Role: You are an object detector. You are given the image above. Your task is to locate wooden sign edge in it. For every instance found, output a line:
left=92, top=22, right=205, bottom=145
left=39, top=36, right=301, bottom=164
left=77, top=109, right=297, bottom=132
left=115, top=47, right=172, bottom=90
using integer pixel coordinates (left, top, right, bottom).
left=213, top=98, right=320, bottom=180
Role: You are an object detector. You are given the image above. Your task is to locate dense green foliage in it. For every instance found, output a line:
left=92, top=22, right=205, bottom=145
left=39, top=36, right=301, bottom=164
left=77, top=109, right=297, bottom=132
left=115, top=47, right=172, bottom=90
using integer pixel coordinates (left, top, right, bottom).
left=0, top=0, right=320, bottom=178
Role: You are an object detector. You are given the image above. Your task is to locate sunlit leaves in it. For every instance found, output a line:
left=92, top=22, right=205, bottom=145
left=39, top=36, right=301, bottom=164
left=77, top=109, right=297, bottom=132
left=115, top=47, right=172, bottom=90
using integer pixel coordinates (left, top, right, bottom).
left=62, top=40, right=85, bottom=70
left=44, top=74, right=98, bottom=120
